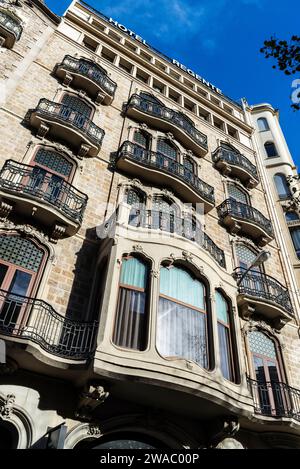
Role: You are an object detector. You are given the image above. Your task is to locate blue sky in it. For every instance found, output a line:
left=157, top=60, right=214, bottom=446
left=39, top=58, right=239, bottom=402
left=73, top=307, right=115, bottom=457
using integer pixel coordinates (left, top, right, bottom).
left=46, top=0, right=299, bottom=166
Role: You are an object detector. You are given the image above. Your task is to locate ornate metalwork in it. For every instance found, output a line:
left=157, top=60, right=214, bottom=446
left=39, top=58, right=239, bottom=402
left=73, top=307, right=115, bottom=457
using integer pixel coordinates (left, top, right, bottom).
left=247, top=377, right=300, bottom=421
left=57, top=55, right=117, bottom=97
left=212, top=146, right=258, bottom=180
left=125, top=94, right=208, bottom=150
left=217, top=198, right=274, bottom=237
left=234, top=267, right=294, bottom=316
left=118, top=141, right=215, bottom=205
left=0, top=9, right=22, bottom=41
left=0, top=288, right=98, bottom=360
left=31, top=99, right=105, bottom=146
left=0, top=160, right=88, bottom=224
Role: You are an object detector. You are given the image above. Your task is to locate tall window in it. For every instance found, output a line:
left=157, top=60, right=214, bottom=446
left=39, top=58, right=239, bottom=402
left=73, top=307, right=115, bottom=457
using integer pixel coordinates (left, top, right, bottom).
left=139, top=92, right=163, bottom=115
left=257, top=118, right=269, bottom=132
left=157, top=138, right=178, bottom=160
left=0, top=234, right=47, bottom=327
left=249, top=331, right=285, bottom=416
left=60, top=94, right=93, bottom=129
left=157, top=265, right=208, bottom=369
left=113, top=256, right=149, bottom=351
left=216, top=291, right=235, bottom=382
left=126, top=188, right=146, bottom=227
left=228, top=184, right=249, bottom=204
left=133, top=130, right=151, bottom=159
left=152, top=196, right=178, bottom=233
left=289, top=228, right=300, bottom=259
left=274, top=173, right=291, bottom=199
left=264, top=142, right=277, bottom=158
left=183, top=157, right=195, bottom=182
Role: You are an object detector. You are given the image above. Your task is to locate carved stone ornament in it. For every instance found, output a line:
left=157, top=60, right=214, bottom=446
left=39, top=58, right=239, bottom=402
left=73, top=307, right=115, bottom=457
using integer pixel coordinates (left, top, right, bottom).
left=161, top=188, right=174, bottom=199
left=215, top=438, right=244, bottom=449
left=130, top=178, right=143, bottom=189
left=0, top=394, right=15, bottom=420
left=209, top=417, right=242, bottom=449
left=78, top=143, right=91, bottom=159
left=95, top=91, right=106, bottom=105
left=76, top=385, right=109, bottom=421
left=150, top=269, right=159, bottom=279
left=139, top=123, right=148, bottom=131
left=132, top=244, right=144, bottom=253
left=182, top=250, right=193, bottom=263
left=242, top=319, right=282, bottom=338
left=166, top=132, right=175, bottom=141
left=0, top=36, right=6, bottom=48
left=87, top=425, right=102, bottom=437
left=0, top=200, right=13, bottom=219
left=62, top=73, right=73, bottom=87
left=37, top=122, right=49, bottom=139
left=50, top=223, right=67, bottom=243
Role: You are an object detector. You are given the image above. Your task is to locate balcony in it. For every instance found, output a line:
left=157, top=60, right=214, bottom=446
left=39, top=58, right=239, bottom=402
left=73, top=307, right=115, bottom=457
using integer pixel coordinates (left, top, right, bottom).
left=0, top=160, right=88, bottom=239
left=217, top=198, right=274, bottom=246
left=234, top=268, right=293, bottom=328
left=125, top=94, right=208, bottom=157
left=27, top=99, right=105, bottom=157
left=116, top=141, right=215, bottom=212
left=0, top=9, right=22, bottom=49
left=212, top=146, right=259, bottom=188
left=0, top=288, right=98, bottom=361
left=248, top=378, right=300, bottom=422
left=55, top=55, right=117, bottom=105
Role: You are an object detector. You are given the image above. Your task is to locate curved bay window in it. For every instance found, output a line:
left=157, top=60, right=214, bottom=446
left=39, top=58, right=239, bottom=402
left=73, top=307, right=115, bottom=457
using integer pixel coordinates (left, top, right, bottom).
left=157, top=265, right=209, bottom=369
left=0, top=234, right=47, bottom=328
left=60, top=94, right=93, bottom=129
left=126, top=188, right=146, bottom=227
left=248, top=331, right=286, bottom=417
left=216, top=291, right=236, bottom=382
left=113, top=256, right=149, bottom=351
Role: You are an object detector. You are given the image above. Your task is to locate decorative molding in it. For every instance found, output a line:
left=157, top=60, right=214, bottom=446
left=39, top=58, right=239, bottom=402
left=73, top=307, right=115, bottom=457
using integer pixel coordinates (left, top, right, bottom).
left=242, top=319, right=282, bottom=338
left=150, top=269, right=159, bottom=279
left=50, top=223, right=67, bottom=243
left=62, top=73, right=73, bottom=87
left=87, top=425, right=102, bottom=437
left=78, top=143, right=91, bottom=159
left=132, top=244, right=144, bottom=253
left=76, top=385, right=109, bottom=421
left=0, top=200, right=13, bottom=219
left=182, top=250, right=193, bottom=263
left=0, top=394, right=15, bottom=420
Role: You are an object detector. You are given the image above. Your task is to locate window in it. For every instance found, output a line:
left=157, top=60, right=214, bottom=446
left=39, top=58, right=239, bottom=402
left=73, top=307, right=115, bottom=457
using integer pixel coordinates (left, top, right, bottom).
left=213, top=116, right=225, bottom=131
left=183, top=157, right=195, bottom=182
left=285, top=211, right=299, bottom=222
left=113, top=256, right=149, bottom=351
left=257, top=118, right=269, bottom=132
left=157, top=138, right=178, bottom=160
left=101, top=47, right=116, bottom=63
left=264, top=142, right=278, bottom=158
left=290, top=228, right=300, bottom=259
left=126, top=189, right=146, bottom=227
left=133, top=130, right=150, bottom=150
left=157, top=265, right=208, bottom=368
left=274, top=173, right=291, bottom=199
left=119, top=58, right=133, bottom=74
left=61, top=94, right=93, bottom=119
left=0, top=234, right=47, bottom=327
left=248, top=331, right=286, bottom=416
left=152, top=79, right=165, bottom=94
left=228, top=184, right=249, bottom=205
left=82, top=36, right=98, bottom=52
left=152, top=196, right=178, bottom=233
left=136, top=68, right=150, bottom=84
left=235, top=244, right=260, bottom=271
left=216, top=291, right=235, bottom=382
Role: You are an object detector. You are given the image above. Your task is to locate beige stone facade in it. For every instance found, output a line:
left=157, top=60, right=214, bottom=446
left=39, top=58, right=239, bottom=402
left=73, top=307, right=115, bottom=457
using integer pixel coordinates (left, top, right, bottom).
left=0, top=0, right=299, bottom=449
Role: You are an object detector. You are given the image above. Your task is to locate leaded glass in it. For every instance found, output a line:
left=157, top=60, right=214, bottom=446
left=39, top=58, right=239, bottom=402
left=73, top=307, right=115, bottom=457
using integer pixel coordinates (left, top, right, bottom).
left=184, top=158, right=194, bottom=173
left=228, top=184, right=248, bottom=204
left=34, top=149, right=73, bottom=177
left=248, top=331, right=277, bottom=360
left=157, top=139, right=177, bottom=160
left=133, top=131, right=148, bottom=149
left=235, top=244, right=257, bottom=267
left=61, top=94, right=92, bottom=117
left=0, top=235, right=44, bottom=272
left=126, top=189, right=144, bottom=207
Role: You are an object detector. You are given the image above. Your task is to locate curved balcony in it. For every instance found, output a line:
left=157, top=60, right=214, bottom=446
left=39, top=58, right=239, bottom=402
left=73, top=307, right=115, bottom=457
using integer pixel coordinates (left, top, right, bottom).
left=248, top=377, right=300, bottom=423
left=117, top=141, right=215, bottom=212
left=217, top=198, right=274, bottom=246
left=0, top=9, right=22, bottom=49
left=125, top=94, right=208, bottom=157
left=0, top=160, right=88, bottom=239
left=27, top=99, right=105, bottom=157
left=234, top=268, right=293, bottom=328
left=0, top=288, right=98, bottom=362
left=212, top=146, right=259, bottom=188
left=55, top=55, right=117, bottom=105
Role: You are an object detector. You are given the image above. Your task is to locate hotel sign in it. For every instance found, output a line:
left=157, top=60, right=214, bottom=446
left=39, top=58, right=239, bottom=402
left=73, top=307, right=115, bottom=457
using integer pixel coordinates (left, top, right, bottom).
left=108, top=18, right=222, bottom=95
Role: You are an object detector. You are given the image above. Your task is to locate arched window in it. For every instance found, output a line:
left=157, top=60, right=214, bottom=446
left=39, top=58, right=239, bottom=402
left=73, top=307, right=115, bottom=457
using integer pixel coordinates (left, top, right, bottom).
left=257, top=118, right=269, bottom=132
left=228, top=184, right=249, bottom=205
left=235, top=244, right=260, bottom=272
left=133, top=130, right=150, bottom=150
left=0, top=234, right=47, bottom=327
left=152, top=196, right=178, bottom=233
left=274, top=173, right=291, bottom=199
left=216, top=291, right=236, bottom=382
left=289, top=228, right=300, bottom=259
left=183, top=157, right=195, bottom=182
left=157, top=138, right=178, bottom=161
left=113, top=256, right=149, bottom=351
left=285, top=211, right=299, bottom=222
left=157, top=265, right=209, bottom=369
left=264, top=142, right=278, bottom=158
left=248, top=330, right=285, bottom=416
left=60, top=94, right=93, bottom=129
left=126, top=188, right=146, bottom=227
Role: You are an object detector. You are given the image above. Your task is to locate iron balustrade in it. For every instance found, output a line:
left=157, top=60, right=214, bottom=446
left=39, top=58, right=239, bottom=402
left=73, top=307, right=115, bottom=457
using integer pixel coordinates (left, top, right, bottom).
left=247, top=377, right=300, bottom=421
left=0, top=288, right=98, bottom=360
left=0, top=160, right=88, bottom=224
left=212, top=146, right=258, bottom=181
left=57, top=55, right=117, bottom=97
left=128, top=208, right=226, bottom=268
left=234, top=267, right=294, bottom=316
left=118, top=141, right=215, bottom=205
left=125, top=94, right=208, bottom=150
left=217, top=198, right=274, bottom=237
left=33, top=99, right=105, bottom=146
left=0, top=9, right=22, bottom=40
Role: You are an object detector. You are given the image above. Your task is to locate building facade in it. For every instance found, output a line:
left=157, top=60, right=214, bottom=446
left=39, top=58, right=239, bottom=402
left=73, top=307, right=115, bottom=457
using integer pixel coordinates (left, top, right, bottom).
left=0, top=0, right=300, bottom=449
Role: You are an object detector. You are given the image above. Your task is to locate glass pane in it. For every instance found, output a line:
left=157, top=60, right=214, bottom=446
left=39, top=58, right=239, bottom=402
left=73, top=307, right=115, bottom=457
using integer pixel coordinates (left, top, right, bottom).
left=249, top=331, right=277, bottom=360
left=160, top=266, right=205, bottom=310
left=216, top=291, right=229, bottom=324
left=61, top=94, right=92, bottom=117
left=274, top=174, right=290, bottom=198
left=265, top=142, right=277, bottom=158
left=157, top=139, right=177, bottom=160
left=133, top=131, right=148, bottom=149
left=0, top=236, right=44, bottom=272
left=0, top=263, right=8, bottom=288
left=218, top=323, right=232, bottom=381
left=9, top=270, right=32, bottom=297
left=228, top=185, right=248, bottom=204
left=157, top=297, right=208, bottom=368
left=120, top=257, right=147, bottom=290
left=34, top=149, right=73, bottom=177
left=285, top=211, right=299, bottom=222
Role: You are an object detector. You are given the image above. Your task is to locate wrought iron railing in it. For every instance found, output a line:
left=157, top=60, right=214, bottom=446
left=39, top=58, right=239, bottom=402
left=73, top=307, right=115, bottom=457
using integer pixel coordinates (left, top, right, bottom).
left=212, top=146, right=258, bottom=180
left=128, top=208, right=226, bottom=267
left=118, top=141, right=215, bottom=205
left=217, top=198, right=274, bottom=237
left=57, top=55, right=117, bottom=97
left=0, top=9, right=22, bottom=40
left=0, top=160, right=88, bottom=224
left=125, top=94, right=208, bottom=150
left=234, top=268, right=294, bottom=316
left=0, top=288, right=98, bottom=360
left=32, top=99, right=105, bottom=146
left=247, top=377, right=300, bottom=421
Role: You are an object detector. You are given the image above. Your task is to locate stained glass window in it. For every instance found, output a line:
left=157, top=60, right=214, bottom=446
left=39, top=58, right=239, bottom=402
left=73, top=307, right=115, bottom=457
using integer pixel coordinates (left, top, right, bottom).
left=248, top=331, right=277, bottom=360
left=61, top=94, right=92, bottom=117
left=34, top=149, right=73, bottom=177
left=0, top=235, right=44, bottom=272
left=157, top=139, right=177, bottom=160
